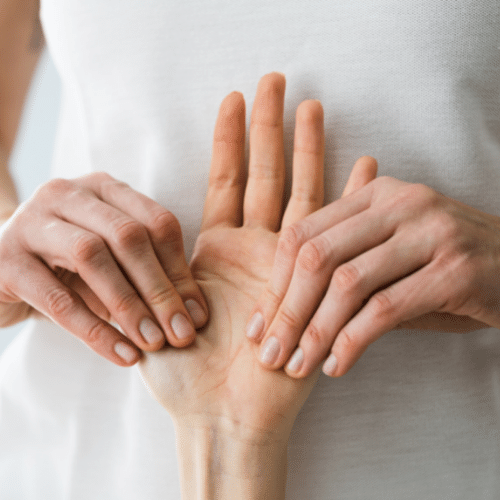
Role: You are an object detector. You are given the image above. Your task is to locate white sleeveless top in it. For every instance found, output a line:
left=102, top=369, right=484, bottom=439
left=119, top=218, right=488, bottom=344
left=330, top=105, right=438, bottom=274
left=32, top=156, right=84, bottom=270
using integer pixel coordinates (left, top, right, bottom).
left=1, top=1, right=500, bottom=498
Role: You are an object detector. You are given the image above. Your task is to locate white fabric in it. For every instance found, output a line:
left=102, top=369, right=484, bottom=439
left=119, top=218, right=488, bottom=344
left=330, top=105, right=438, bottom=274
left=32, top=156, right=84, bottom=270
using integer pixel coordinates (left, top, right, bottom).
left=1, top=1, right=500, bottom=498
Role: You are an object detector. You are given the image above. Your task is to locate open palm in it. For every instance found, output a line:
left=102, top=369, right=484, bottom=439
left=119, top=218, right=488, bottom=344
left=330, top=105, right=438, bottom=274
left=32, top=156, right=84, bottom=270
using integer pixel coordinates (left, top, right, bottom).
left=138, top=74, right=375, bottom=437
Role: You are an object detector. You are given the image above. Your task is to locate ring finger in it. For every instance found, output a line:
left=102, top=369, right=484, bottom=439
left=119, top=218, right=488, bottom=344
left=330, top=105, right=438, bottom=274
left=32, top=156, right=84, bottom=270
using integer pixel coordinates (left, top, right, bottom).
left=27, top=218, right=191, bottom=350
left=257, top=208, right=396, bottom=369
left=285, top=228, right=434, bottom=377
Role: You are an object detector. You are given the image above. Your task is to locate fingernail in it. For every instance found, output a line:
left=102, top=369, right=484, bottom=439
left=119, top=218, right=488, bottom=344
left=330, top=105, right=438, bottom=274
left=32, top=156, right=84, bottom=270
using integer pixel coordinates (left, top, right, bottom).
left=286, top=347, right=304, bottom=373
left=260, top=336, right=281, bottom=365
left=246, top=312, right=265, bottom=340
left=139, top=317, right=164, bottom=344
left=171, top=313, right=195, bottom=340
left=322, top=353, right=338, bottom=377
left=114, top=342, right=138, bottom=364
left=184, top=299, right=207, bottom=327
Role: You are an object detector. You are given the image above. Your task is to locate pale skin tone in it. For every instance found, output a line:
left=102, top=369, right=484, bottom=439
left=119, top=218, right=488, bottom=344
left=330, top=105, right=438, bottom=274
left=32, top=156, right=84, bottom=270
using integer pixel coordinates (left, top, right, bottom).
left=247, top=171, right=500, bottom=378
left=4, top=4, right=498, bottom=495
left=138, top=72, right=377, bottom=500
left=0, top=0, right=208, bottom=366
left=4, top=0, right=497, bottom=383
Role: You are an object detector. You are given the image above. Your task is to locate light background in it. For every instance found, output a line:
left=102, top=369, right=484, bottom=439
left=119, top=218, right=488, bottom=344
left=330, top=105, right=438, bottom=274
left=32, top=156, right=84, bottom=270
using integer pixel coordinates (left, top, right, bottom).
left=0, top=50, right=61, bottom=355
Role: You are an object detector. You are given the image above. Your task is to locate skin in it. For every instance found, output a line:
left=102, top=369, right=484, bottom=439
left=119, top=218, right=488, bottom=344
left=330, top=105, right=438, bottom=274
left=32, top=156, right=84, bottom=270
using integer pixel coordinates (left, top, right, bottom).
left=247, top=159, right=500, bottom=380
left=0, top=0, right=208, bottom=366
left=138, top=72, right=377, bottom=499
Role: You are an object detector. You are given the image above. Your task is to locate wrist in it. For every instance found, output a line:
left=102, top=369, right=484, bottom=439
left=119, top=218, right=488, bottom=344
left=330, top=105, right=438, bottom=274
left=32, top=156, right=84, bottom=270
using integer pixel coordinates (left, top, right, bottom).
left=173, top=417, right=289, bottom=500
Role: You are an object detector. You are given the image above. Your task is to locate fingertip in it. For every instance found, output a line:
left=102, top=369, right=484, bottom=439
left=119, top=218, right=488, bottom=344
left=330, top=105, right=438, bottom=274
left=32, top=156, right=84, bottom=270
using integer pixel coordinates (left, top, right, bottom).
left=168, top=312, right=197, bottom=347
left=219, top=91, right=246, bottom=122
left=342, top=155, right=379, bottom=197
left=184, top=298, right=208, bottom=329
left=114, top=341, right=142, bottom=366
left=255, top=72, right=287, bottom=101
left=245, top=311, right=265, bottom=342
left=265, top=71, right=286, bottom=84
left=356, top=155, right=378, bottom=176
left=322, top=352, right=338, bottom=377
left=296, top=99, right=324, bottom=123
left=222, top=90, right=245, bottom=107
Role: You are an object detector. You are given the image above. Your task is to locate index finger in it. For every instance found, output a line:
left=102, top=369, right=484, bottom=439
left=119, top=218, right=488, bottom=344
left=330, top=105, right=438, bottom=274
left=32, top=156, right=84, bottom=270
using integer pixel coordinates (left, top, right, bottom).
left=201, top=91, right=246, bottom=231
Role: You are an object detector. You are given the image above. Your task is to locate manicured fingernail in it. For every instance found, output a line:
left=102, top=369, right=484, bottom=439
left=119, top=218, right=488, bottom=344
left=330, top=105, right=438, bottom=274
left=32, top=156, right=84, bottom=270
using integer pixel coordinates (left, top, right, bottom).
left=184, top=299, right=207, bottom=328
left=246, top=312, right=264, bottom=340
left=114, top=342, right=138, bottom=364
left=171, top=313, right=195, bottom=340
left=139, top=317, right=164, bottom=344
left=322, top=353, right=338, bottom=377
left=286, top=347, right=304, bottom=373
left=260, top=336, right=281, bottom=365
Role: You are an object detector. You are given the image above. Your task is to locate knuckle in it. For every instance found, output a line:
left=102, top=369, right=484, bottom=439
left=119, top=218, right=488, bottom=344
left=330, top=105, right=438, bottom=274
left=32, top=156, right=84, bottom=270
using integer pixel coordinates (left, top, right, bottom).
left=277, top=306, right=301, bottom=331
left=167, top=269, right=192, bottom=289
left=332, top=262, right=363, bottom=294
left=304, top=322, right=326, bottom=347
left=46, top=287, right=79, bottom=317
left=372, top=175, right=396, bottom=192
left=85, top=321, right=108, bottom=346
left=40, top=178, right=74, bottom=197
left=297, top=237, right=328, bottom=274
left=337, top=327, right=359, bottom=354
left=277, top=225, right=305, bottom=262
left=71, top=233, right=107, bottom=265
left=106, top=179, right=130, bottom=194
left=432, top=211, right=461, bottom=241
left=208, top=168, right=244, bottom=190
left=149, top=210, right=182, bottom=244
left=98, top=174, right=130, bottom=197
left=90, top=171, right=114, bottom=183
left=113, top=290, right=140, bottom=315
left=369, top=290, right=395, bottom=319
left=383, top=181, right=436, bottom=214
left=403, top=183, right=438, bottom=209
left=147, top=285, right=178, bottom=307
left=264, top=285, right=284, bottom=310
left=112, top=219, right=149, bottom=250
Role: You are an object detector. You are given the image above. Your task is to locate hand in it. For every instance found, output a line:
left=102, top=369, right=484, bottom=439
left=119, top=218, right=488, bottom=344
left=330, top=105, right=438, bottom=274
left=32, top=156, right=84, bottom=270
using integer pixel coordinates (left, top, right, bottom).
left=138, top=73, right=376, bottom=435
left=247, top=174, right=500, bottom=378
left=0, top=172, right=208, bottom=366
left=137, top=73, right=319, bottom=441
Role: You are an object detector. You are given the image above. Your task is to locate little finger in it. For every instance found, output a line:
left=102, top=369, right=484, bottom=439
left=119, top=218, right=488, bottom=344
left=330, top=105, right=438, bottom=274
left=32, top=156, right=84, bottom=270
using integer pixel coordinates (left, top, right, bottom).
left=77, top=173, right=208, bottom=328
left=51, top=192, right=199, bottom=345
left=255, top=208, right=397, bottom=370
left=27, top=219, right=169, bottom=350
left=245, top=183, right=373, bottom=343
left=284, top=229, right=433, bottom=377
left=325, top=259, right=453, bottom=377
left=8, top=253, right=141, bottom=366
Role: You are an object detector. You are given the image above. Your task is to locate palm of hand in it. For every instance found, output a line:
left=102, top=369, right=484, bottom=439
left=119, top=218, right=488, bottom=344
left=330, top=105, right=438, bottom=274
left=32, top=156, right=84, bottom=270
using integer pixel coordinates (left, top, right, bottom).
left=138, top=224, right=318, bottom=435
left=137, top=74, right=327, bottom=436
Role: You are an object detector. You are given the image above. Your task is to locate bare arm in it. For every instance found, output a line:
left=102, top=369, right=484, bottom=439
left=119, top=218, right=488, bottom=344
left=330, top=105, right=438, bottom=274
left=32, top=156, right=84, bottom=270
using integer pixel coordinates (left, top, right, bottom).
left=0, top=0, right=44, bottom=217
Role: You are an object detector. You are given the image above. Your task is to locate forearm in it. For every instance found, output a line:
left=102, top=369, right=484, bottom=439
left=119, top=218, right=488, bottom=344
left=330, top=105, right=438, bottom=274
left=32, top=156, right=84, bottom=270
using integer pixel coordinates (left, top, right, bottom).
left=174, top=419, right=289, bottom=500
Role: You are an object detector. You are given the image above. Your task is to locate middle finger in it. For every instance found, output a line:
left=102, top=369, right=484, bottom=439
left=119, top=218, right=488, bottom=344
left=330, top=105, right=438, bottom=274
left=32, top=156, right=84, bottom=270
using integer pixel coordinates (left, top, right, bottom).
left=51, top=192, right=198, bottom=347
left=257, top=207, right=396, bottom=369
left=243, top=72, right=286, bottom=231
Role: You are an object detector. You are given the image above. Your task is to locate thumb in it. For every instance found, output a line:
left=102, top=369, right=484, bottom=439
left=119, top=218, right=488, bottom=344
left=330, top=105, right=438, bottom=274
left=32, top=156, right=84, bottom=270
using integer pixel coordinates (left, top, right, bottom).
left=342, top=155, right=378, bottom=198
